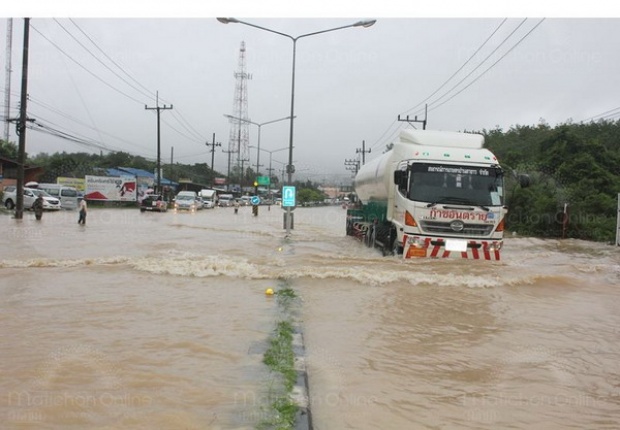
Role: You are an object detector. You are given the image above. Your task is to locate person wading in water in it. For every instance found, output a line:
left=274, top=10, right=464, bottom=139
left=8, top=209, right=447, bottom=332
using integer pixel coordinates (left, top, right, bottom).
left=34, top=194, right=44, bottom=220
left=78, top=198, right=88, bottom=225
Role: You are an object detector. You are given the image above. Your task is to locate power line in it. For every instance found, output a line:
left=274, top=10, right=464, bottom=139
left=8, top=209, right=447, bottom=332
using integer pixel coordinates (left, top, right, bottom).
left=402, top=18, right=508, bottom=117
left=428, top=18, right=545, bottom=114
left=53, top=19, right=155, bottom=102
left=581, top=106, right=620, bottom=122
left=26, top=93, right=154, bottom=153
left=68, top=18, right=158, bottom=103
left=369, top=18, right=513, bottom=152
left=168, top=109, right=207, bottom=142
left=419, top=18, right=530, bottom=117
left=31, top=24, right=148, bottom=105
left=60, top=20, right=207, bottom=145
left=369, top=18, right=544, bottom=152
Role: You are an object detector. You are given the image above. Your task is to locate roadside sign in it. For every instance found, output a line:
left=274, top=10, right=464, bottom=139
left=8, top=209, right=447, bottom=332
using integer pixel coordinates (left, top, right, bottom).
left=282, top=186, right=296, bottom=207
left=251, top=196, right=260, bottom=206
left=257, top=176, right=270, bottom=186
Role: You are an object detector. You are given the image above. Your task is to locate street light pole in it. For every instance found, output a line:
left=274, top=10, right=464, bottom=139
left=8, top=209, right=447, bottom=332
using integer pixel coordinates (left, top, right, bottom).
left=224, top=114, right=292, bottom=192
left=218, top=18, right=376, bottom=235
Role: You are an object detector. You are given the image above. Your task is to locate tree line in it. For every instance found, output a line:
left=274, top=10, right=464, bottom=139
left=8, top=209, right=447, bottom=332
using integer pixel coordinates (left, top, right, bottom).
left=480, top=119, right=620, bottom=242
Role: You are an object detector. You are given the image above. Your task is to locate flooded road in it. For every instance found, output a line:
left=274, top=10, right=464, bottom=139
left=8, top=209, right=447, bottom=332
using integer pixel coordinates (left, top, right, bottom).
left=1, top=205, right=619, bottom=429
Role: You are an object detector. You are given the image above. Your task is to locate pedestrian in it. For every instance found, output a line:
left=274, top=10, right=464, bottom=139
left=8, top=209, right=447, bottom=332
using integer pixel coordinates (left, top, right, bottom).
left=78, top=198, right=87, bottom=225
left=33, top=194, right=44, bottom=221
left=233, top=199, right=240, bottom=214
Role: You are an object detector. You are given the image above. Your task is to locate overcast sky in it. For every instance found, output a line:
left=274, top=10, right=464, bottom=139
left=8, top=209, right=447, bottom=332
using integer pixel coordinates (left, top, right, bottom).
left=2, top=3, right=620, bottom=183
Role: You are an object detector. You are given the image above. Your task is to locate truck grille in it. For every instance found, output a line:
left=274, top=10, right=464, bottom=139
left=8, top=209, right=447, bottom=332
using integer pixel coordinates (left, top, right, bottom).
left=420, top=220, right=493, bottom=236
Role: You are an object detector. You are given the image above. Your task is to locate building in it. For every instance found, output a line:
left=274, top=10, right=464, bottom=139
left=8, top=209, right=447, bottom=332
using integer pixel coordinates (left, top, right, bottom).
left=0, top=156, right=44, bottom=189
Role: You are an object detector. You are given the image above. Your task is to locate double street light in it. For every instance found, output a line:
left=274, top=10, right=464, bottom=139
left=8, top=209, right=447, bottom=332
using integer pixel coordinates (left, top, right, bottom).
left=223, top=114, right=292, bottom=181
left=218, top=18, right=376, bottom=234
left=250, top=145, right=289, bottom=199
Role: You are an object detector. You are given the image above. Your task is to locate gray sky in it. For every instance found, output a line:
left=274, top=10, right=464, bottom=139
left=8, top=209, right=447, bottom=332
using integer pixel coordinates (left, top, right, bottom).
left=2, top=3, right=620, bottom=183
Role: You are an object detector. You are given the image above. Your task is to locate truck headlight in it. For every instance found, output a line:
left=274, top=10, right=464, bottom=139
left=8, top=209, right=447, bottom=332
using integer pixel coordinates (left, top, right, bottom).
left=407, top=236, right=426, bottom=248
left=487, top=241, right=503, bottom=251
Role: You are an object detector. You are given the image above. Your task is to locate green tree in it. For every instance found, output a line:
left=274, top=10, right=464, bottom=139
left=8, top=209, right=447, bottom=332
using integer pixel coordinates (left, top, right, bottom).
left=0, top=139, right=19, bottom=160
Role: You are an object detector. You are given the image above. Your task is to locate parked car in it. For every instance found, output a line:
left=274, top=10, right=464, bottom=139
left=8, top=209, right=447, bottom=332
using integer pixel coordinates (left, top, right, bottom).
left=2, top=186, right=62, bottom=211
left=140, top=194, right=168, bottom=212
left=33, top=189, right=63, bottom=211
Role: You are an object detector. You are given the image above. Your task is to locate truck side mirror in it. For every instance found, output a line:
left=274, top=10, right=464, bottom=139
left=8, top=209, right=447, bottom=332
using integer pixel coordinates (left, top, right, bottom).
left=394, top=170, right=406, bottom=187
left=518, top=174, right=530, bottom=188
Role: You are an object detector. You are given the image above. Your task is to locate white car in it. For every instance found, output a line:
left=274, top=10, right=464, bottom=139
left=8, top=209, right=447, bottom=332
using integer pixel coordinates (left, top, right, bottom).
left=2, top=186, right=62, bottom=210
left=174, top=195, right=198, bottom=211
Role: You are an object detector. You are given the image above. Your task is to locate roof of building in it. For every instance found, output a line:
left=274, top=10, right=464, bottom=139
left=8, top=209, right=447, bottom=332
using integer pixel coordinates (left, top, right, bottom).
left=106, top=167, right=178, bottom=186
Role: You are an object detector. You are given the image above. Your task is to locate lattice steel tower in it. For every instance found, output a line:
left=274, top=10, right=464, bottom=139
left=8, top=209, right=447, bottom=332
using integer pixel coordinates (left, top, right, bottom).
left=227, top=41, right=252, bottom=182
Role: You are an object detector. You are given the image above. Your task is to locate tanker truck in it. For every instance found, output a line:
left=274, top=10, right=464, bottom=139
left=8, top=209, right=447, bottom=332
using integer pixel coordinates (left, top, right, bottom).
left=346, top=129, right=507, bottom=260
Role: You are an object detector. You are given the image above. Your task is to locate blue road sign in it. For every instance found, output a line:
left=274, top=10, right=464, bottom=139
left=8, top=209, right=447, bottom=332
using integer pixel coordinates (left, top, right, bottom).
left=282, top=186, right=296, bottom=207
left=251, top=196, right=261, bottom=206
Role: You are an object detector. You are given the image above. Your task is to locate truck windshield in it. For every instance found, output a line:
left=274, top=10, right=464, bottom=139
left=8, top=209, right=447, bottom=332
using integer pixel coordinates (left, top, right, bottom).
left=408, top=163, right=504, bottom=207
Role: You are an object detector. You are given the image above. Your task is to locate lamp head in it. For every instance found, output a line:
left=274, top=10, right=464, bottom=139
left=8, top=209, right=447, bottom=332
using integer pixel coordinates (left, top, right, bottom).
left=217, top=17, right=239, bottom=24
left=354, top=19, right=377, bottom=28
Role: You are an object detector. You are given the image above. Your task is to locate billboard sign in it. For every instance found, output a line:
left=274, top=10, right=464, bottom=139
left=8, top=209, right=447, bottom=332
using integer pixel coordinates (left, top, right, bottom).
left=57, top=177, right=86, bottom=191
left=85, top=175, right=137, bottom=201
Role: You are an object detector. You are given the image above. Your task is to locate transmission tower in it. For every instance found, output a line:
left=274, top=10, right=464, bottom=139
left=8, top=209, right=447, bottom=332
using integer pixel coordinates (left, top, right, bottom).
left=4, top=18, right=13, bottom=143
left=227, top=41, right=252, bottom=186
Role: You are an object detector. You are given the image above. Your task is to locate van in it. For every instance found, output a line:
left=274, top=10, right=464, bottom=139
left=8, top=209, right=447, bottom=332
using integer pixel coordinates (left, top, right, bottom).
left=37, top=183, right=79, bottom=210
left=199, top=189, right=218, bottom=208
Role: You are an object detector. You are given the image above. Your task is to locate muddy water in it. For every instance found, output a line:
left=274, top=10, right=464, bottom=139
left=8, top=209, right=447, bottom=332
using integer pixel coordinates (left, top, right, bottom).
left=1, top=205, right=619, bottom=429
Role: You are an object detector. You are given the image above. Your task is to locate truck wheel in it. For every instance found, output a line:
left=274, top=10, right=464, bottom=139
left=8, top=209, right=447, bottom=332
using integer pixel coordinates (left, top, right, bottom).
left=366, top=225, right=376, bottom=248
left=5, top=199, right=14, bottom=210
left=390, top=227, right=402, bottom=256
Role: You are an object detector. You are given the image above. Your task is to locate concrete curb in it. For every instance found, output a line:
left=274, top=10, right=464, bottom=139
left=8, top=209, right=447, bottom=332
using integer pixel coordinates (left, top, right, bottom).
left=291, top=329, right=312, bottom=430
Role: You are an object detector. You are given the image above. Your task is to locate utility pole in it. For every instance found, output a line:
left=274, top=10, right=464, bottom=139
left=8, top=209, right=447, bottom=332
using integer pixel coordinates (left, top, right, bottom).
left=397, top=104, right=428, bottom=130
left=206, top=132, right=221, bottom=176
left=222, top=148, right=235, bottom=191
left=145, top=91, right=172, bottom=194
left=14, top=18, right=31, bottom=220
left=4, top=18, right=13, bottom=145
left=356, top=140, right=371, bottom=165
left=240, top=157, right=250, bottom=190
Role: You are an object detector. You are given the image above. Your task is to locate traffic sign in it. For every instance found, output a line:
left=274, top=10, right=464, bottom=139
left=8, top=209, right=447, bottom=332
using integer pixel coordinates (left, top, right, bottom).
left=257, top=176, right=270, bottom=186
left=251, top=196, right=261, bottom=206
left=282, top=186, right=296, bottom=207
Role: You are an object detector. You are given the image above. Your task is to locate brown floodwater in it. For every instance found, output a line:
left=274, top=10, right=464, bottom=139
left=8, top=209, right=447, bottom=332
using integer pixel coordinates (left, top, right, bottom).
left=1, top=205, right=619, bottom=429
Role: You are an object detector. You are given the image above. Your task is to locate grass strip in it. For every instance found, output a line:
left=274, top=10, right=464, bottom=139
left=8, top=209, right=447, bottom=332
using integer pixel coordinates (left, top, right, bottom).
left=258, top=286, right=300, bottom=429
